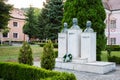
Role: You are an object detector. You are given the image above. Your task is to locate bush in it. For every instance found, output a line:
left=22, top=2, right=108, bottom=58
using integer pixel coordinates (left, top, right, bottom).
left=54, top=50, right=58, bottom=58
left=106, top=45, right=120, bottom=51
left=0, top=62, right=76, bottom=80
left=18, top=41, right=33, bottom=65
left=38, top=43, right=45, bottom=47
left=41, top=40, right=55, bottom=70
left=53, top=43, right=58, bottom=48
left=108, top=56, right=120, bottom=64
left=39, top=43, right=58, bottom=48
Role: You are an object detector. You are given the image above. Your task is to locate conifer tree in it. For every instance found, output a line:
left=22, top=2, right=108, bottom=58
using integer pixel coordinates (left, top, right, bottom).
left=63, top=0, right=106, bottom=60
left=41, top=40, right=55, bottom=70
left=23, top=7, right=38, bottom=40
left=18, top=42, right=33, bottom=65
left=37, top=0, right=63, bottom=40
left=47, top=0, right=63, bottom=40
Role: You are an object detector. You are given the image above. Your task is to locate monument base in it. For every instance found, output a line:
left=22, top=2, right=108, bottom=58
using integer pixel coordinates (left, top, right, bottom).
left=55, top=60, right=116, bottom=74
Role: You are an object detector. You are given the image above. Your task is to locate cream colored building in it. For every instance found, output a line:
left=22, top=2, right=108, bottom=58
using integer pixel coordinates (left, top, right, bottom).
left=1, top=8, right=28, bottom=43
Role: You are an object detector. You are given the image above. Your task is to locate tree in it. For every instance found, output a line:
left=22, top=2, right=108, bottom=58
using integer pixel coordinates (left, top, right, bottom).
left=37, top=7, right=49, bottom=40
left=37, top=0, right=63, bottom=40
left=18, top=42, right=33, bottom=65
left=47, top=0, right=63, bottom=40
left=0, top=0, right=12, bottom=45
left=41, top=40, right=55, bottom=70
left=62, top=0, right=106, bottom=60
left=0, top=0, right=12, bottom=29
left=23, top=7, right=39, bottom=40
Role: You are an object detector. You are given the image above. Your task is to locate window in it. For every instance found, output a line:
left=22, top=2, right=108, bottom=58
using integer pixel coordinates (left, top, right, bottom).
left=110, top=20, right=116, bottom=28
left=110, top=38, right=116, bottom=45
left=13, top=22, right=18, bottom=27
left=13, top=33, right=18, bottom=38
left=3, top=33, right=8, bottom=38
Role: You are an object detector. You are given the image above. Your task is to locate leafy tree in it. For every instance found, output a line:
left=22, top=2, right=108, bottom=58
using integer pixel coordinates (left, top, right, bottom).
left=18, top=42, right=33, bottom=65
left=0, top=0, right=12, bottom=29
left=41, top=40, right=55, bottom=70
left=63, top=0, right=106, bottom=60
left=23, top=7, right=39, bottom=40
left=37, top=0, right=63, bottom=40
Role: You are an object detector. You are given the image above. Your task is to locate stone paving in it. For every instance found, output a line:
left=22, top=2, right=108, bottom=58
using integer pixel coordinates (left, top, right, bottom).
left=34, top=62, right=120, bottom=80
left=54, top=66, right=120, bottom=80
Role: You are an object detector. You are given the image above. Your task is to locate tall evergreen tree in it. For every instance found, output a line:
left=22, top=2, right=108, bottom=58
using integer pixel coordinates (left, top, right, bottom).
left=47, top=0, right=63, bottom=40
left=37, top=0, right=63, bottom=40
left=23, top=7, right=38, bottom=40
left=37, top=7, right=49, bottom=40
left=62, top=0, right=106, bottom=60
left=0, top=0, right=12, bottom=29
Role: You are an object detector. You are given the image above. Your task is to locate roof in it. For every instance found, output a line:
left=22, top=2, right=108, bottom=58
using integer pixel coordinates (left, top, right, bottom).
left=10, top=8, right=25, bottom=20
left=103, top=0, right=120, bottom=11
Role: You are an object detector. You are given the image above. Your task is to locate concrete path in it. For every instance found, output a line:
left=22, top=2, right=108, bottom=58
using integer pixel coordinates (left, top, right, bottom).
left=34, top=61, right=120, bottom=80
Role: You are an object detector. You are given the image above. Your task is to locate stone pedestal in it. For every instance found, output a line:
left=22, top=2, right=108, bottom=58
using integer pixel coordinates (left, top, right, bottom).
left=67, top=29, right=82, bottom=58
left=55, top=61, right=116, bottom=74
left=58, top=33, right=67, bottom=58
left=81, top=32, right=96, bottom=62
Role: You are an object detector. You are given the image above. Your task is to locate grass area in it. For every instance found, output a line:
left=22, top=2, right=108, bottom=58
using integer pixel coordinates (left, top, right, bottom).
left=0, top=45, right=43, bottom=62
left=101, top=51, right=120, bottom=61
left=0, top=45, right=119, bottom=62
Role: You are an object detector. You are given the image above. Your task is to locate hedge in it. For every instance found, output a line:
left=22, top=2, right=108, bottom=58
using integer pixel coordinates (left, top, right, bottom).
left=108, top=56, right=120, bottom=64
left=0, top=62, right=76, bottom=80
left=106, top=45, right=120, bottom=51
left=39, top=43, right=58, bottom=48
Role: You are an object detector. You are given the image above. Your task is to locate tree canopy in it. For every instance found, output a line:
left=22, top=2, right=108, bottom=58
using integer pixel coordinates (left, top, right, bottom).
left=23, top=7, right=39, bottom=40
left=0, top=0, right=12, bottom=29
left=37, top=0, right=63, bottom=40
left=63, top=0, right=106, bottom=60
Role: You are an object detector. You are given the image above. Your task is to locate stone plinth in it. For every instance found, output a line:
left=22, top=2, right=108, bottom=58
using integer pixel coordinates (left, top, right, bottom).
left=81, top=32, right=96, bottom=62
left=55, top=61, right=116, bottom=74
left=67, top=29, right=82, bottom=58
left=58, top=33, right=67, bottom=58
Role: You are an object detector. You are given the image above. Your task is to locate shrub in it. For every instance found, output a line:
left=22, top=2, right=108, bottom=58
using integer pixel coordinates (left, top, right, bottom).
left=53, top=43, right=58, bottom=48
left=0, top=62, right=76, bottom=80
left=38, top=43, right=45, bottom=47
left=41, top=40, right=55, bottom=70
left=106, top=45, right=120, bottom=51
left=108, top=56, right=120, bottom=64
left=18, top=41, right=33, bottom=65
left=54, top=50, right=58, bottom=58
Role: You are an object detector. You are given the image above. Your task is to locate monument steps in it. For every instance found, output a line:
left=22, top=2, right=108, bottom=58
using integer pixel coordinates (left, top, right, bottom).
left=55, top=61, right=116, bottom=74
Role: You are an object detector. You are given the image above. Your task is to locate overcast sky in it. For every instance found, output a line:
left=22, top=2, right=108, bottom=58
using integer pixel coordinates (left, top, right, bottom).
left=7, top=0, right=45, bottom=8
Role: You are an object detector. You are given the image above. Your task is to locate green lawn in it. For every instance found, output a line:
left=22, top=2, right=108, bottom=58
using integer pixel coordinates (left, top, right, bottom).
left=0, top=45, right=120, bottom=62
left=0, top=45, right=43, bottom=62
left=101, top=51, right=120, bottom=61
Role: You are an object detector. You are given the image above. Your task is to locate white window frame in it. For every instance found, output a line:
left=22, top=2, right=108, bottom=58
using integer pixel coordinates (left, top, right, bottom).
left=2, top=33, right=9, bottom=38
left=110, top=38, right=116, bottom=45
left=13, top=33, right=19, bottom=39
left=110, top=20, right=116, bottom=29
left=13, top=21, right=19, bottom=27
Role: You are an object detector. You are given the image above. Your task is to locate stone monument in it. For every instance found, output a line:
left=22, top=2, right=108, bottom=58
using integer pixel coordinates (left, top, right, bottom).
left=56, top=18, right=116, bottom=74
left=67, top=18, right=82, bottom=58
left=81, top=21, right=96, bottom=62
left=58, top=22, right=68, bottom=58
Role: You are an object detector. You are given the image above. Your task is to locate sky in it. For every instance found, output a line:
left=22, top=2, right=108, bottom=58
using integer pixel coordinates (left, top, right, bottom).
left=7, top=0, right=45, bottom=9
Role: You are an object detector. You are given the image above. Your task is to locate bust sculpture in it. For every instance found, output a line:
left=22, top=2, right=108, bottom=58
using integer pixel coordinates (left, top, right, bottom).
left=61, top=22, right=68, bottom=33
left=84, top=21, right=94, bottom=32
left=71, top=18, right=80, bottom=30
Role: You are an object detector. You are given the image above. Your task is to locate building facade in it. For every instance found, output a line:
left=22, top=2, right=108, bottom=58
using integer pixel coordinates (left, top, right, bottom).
left=1, top=8, right=28, bottom=43
left=103, top=0, right=120, bottom=45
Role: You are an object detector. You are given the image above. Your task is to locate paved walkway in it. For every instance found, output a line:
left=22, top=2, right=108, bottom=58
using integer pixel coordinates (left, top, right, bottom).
left=34, top=62, right=120, bottom=80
